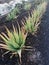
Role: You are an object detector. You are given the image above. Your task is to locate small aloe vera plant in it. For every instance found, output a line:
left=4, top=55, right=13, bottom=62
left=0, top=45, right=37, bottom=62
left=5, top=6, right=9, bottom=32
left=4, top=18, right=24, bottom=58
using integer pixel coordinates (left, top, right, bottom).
left=6, top=7, right=19, bottom=20
left=0, top=25, right=27, bottom=63
left=24, top=16, right=35, bottom=33
left=23, top=2, right=47, bottom=34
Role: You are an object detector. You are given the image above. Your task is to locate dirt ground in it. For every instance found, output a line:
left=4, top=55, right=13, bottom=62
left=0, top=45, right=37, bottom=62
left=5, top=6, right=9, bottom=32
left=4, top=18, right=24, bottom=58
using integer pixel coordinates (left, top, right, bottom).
left=0, top=2, right=49, bottom=65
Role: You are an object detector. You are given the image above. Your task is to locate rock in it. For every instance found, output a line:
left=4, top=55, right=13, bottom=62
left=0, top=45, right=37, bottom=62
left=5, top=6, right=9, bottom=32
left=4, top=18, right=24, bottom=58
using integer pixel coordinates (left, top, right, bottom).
left=0, top=0, right=22, bottom=17
left=27, top=48, right=44, bottom=65
left=0, top=0, right=13, bottom=3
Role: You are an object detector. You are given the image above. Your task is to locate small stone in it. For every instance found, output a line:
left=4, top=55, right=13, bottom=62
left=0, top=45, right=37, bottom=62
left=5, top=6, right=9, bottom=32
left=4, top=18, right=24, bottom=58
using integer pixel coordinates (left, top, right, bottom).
left=27, top=48, right=43, bottom=65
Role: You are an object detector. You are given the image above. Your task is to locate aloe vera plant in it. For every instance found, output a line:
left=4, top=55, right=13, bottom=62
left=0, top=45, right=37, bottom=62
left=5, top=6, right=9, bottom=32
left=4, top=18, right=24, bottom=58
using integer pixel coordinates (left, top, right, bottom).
left=0, top=25, right=27, bottom=63
left=24, top=16, right=35, bottom=33
left=24, top=3, right=31, bottom=10
left=23, top=2, right=47, bottom=34
left=32, top=2, right=47, bottom=25
left=6, top=7, right=20, bottom=20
